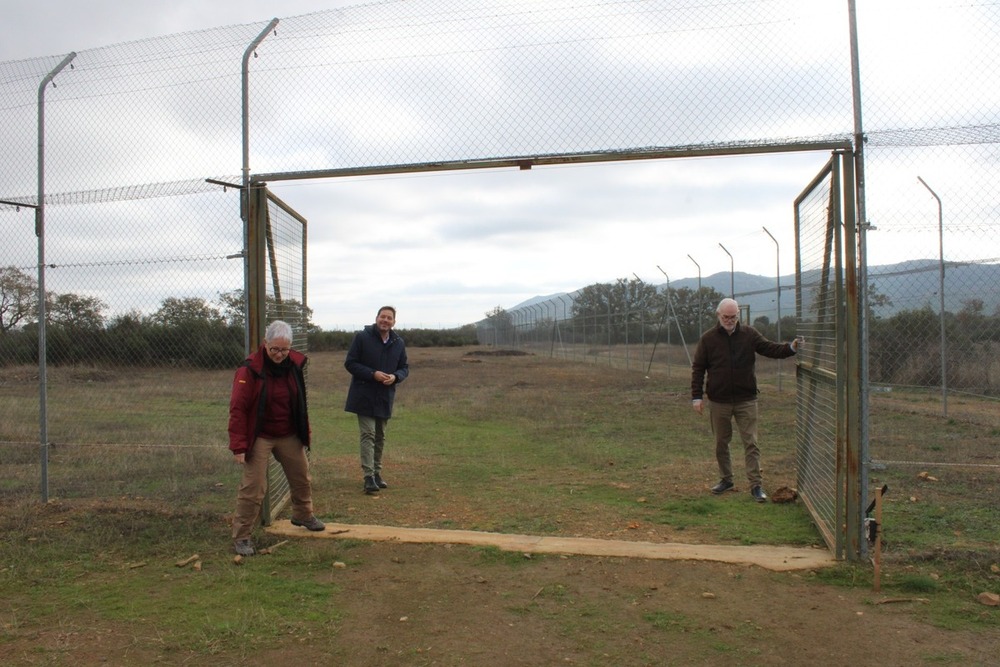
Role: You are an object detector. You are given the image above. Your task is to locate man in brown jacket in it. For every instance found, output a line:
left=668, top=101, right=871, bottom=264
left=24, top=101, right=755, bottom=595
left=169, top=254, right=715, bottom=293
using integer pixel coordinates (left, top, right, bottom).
left=691, top=298, right=800, bottom=502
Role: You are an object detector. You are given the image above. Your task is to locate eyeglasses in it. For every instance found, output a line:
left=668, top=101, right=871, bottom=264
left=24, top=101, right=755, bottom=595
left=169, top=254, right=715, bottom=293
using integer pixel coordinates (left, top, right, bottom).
left=268, top=346, right=291, bottom=355
left=719, top=314, right=739, bottom=321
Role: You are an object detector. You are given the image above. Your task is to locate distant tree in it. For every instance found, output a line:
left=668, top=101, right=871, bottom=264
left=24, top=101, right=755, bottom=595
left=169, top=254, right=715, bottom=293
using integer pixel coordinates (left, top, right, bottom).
left=401, top=326, right=479, bottom=347
left=267, top=298, right=315, bottom=335
left=620, top=279, right=660, bottom=326
left=959, top=298, right=984, bottom=316
left=868, top=306, right=941, bottom=384
left=866, top=282, right=893, bottom=320
left=954, top=298, right=990, bottom=343
left=152, top=297, right=224, bottom=327
left=669, top=286, right=726, bottom=340
left=218, top=289, right=245, bottom=328
left=482, top=305, right=514, bottom=346
left=573, top=281, right=615, bottom=343
left=108, top=310, right=146, bottom=332
left=752, top=315, right=773, bottom=339
left=0, top=266, right=38, bottom=334
left=46, top=292, right=108, bottom=330
left=572, top=278, right=660, bottom=343
left=777, top=314, right=798, bottom=340
left=573, top=278, right=661, bottom=329
left=308, top=329, right=355, bottom=351
left=217, top=289, right=315, bottom=333
left=572, top=283, right=613, bottom=319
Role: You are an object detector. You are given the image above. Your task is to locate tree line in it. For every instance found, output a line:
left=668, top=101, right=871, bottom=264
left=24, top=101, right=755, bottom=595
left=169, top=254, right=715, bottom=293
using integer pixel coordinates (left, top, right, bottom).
left=480, top=277, right=797, bottom=345
left=7, top=263, right=996, bottom=393
left=481, top=276, right=1000, bottom=394
left=0, top=266, right=476, bottom=369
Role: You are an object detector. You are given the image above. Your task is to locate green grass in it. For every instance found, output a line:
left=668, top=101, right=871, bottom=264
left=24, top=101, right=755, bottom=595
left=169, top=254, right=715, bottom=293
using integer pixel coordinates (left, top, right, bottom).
left=652, top=497, right=821, bottom=546
left=0, top=502, right=351, bottom=658
left=815, top=559, right=1000, bottom=631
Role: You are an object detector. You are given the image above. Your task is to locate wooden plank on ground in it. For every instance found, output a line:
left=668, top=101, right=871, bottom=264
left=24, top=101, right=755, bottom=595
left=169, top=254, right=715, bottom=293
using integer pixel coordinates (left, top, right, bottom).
left=266, top=521, right=836, bottom=572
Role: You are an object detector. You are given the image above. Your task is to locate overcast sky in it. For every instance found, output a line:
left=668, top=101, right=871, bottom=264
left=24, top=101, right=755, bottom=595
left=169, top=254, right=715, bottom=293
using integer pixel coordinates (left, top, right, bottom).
left=2, top=1, right=964, bottom=331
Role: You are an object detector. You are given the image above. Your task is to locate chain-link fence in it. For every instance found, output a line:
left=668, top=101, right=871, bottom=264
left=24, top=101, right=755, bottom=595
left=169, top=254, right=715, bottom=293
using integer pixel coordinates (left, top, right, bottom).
left=0, top=182, right=243, bottom=503
left=258, top=188, right=310, bottom=523
left=850, top=4, right=1000, bottom=534
left=793, top=158, right=848, bottom=556
left=2, top=1, right=998, bottom=536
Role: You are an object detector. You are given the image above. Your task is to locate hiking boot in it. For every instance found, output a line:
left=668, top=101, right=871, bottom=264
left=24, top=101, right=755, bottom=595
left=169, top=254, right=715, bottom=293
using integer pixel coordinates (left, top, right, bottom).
left=291, top=516, right=326, bottom=531
left=233, top=538, right=255, bottom=557
left=364, top=475, right=380, bottom=494
left=373, top=473, right=388, bottom=489
left=711, top=480, right=735, bottom=495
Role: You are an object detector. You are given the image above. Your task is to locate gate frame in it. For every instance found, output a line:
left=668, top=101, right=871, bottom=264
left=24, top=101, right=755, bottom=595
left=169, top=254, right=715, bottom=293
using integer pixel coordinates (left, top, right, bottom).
left=246, top=182, right=310, bottom=526
left=250, top=140, right=868, bottom=558
left=793, top=149, right=864, bottom=560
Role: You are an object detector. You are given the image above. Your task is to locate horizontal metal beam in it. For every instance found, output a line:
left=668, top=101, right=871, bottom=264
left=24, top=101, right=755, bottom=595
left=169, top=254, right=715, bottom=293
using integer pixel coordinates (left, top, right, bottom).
left=0, top=199, right=38, bottom=209
left=252, top=140, right=852, bottom=184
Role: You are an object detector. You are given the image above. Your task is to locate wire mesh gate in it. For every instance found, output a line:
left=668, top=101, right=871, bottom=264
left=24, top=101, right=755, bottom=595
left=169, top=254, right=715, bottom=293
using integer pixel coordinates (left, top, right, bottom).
left=794, top=151, right=863, bottom=559
left=245, top=184, right=309, bottom=525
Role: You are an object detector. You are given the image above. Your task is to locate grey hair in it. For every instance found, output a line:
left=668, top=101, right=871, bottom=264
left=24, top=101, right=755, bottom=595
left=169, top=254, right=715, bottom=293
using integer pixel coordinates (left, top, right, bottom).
left=716, top=298, right=739, bottom=313
left=265, top=320, right=293, bottom=343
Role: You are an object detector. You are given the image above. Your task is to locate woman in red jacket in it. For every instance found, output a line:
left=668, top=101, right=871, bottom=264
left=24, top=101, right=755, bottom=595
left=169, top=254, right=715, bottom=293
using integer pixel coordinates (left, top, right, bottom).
left=228, top=320, right=325, bottom=556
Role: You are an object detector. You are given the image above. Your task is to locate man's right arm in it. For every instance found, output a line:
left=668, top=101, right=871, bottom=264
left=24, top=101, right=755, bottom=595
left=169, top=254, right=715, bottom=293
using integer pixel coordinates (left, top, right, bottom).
left=344, top=334, right=372, bottom=378
left=690, top=340, right=707, bottom=413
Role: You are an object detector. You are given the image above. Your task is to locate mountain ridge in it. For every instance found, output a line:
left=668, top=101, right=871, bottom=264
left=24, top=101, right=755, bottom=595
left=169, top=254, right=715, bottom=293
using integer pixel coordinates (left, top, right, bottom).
left=506, top=259, right=999, bottom=321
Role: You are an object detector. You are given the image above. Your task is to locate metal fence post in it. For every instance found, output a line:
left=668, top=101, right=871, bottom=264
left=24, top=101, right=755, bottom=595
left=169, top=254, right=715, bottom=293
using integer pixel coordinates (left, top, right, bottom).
left=36, top=51, right=76, bottom=503
left=763, top=226, right=783, bottom=391
left=917, top=176, right=947, bottom=418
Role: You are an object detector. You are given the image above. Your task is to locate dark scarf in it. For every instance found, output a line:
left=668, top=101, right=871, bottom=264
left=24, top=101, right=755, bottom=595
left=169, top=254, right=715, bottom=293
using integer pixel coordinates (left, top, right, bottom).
left=264, top=354, right=292, bottom=376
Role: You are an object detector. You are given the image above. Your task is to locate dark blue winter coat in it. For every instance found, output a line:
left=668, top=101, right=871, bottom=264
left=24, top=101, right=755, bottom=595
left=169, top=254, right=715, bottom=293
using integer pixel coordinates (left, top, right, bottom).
left=344, top=324, right=409, bottom=419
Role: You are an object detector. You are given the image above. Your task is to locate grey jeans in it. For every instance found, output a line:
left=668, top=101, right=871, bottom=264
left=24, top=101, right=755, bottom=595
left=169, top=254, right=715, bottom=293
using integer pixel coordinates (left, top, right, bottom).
left=358, top=414, right=388, bottom=477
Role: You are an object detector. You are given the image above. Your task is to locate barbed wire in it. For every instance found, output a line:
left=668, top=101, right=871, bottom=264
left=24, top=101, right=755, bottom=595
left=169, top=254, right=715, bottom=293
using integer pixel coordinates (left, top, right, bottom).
left=49, top=253, right=239, bottom=270
left=871, top=460, right=1000, bottom=470
left=868, top=124, right=1000, bottom=148
left=0, top=441, right=220, bottom=450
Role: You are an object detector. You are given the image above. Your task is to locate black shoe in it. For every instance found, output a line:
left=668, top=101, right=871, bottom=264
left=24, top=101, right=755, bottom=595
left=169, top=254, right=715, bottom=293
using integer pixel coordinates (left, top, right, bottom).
left=750, top=485, right=768, bottom=503
left=364, top=475, right=380, bottom=494
left=373, top=473, right=388, bottom=489
left=711, top=480, right=735, bottom=495
left=291, top=516, right=326, bottom=531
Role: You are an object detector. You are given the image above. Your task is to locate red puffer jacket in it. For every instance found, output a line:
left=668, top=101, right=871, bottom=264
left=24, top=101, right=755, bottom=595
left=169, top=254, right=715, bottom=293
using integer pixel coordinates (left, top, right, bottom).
left=228, top=344, right=310, bottom=455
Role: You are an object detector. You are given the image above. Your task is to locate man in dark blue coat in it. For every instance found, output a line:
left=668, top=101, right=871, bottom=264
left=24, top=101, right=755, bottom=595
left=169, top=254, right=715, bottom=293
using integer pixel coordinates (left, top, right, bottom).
left=344, top=305, right=409, bottom=494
